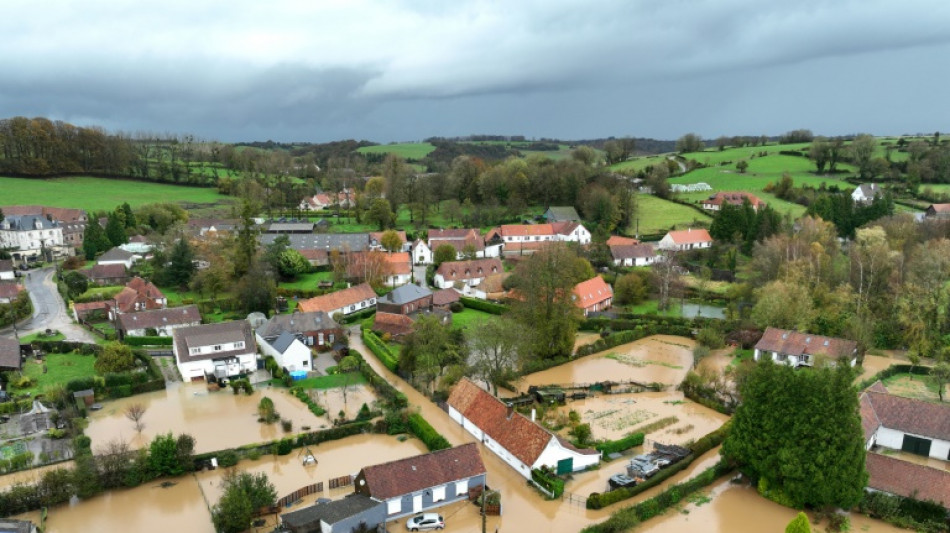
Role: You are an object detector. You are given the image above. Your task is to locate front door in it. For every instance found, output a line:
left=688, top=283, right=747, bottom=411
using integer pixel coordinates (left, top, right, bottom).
left=901, top=434, right=932, bottom=457
left=413, top=494, right=423, bottom=513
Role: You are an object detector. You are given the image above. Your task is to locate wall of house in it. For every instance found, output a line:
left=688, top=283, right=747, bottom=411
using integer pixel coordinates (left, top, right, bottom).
left=876, top=427, right=950, bottom=459
left=126, top=322, right=197, bottom=337
left=176, top=352, right=256, bottom=382
left=98, top=258, right=133, bottom=268
left=449, top=407, right=532, bottom=479
left=384, top=273, right=411, bottom=288
left=379, top=473, right=485, bottom=520
left=329, top=504, right=386, bottom=533
left=414, top=244, right=433, bottom=265
left=532, top=439, right=600, bottom=473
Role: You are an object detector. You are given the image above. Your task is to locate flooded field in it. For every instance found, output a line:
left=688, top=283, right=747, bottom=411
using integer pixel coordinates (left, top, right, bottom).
left=513, top=335, right=696, bottom=391
left=857, top=353, right=896, bottom=384
left=639, top=476, right=907, bottom=533
left=85, top=382, right=330, bottom=453
left=0, top=461, right=75, bottom=491
left=311, top=384, right=379, bottom=421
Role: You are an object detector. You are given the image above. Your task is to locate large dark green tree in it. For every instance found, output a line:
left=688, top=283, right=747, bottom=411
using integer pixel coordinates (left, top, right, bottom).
left=82, top=218, right=112, bottom=259
left=164, top=238, right=197, bottom=288
left=722, top=361, right=867, bottom=509
left=105, top=210, right=128, bottom=246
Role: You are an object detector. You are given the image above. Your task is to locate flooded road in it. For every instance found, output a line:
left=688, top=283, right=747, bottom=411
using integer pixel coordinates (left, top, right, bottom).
left=86, top=382, right=331, bottom=453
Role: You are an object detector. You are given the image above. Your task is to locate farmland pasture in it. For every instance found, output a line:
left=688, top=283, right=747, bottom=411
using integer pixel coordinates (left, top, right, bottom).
left=0, top=176, right=232, bottom=212
left=356, top=143, right=435, bottom=160
left=633, top=195, right=712, bottom=236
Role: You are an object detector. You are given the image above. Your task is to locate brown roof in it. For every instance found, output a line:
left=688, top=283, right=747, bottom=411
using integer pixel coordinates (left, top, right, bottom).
left=372, top=312, right=415, bottom=337
left=173, top=320, right=256, bottom=364
left=431, top=289, right=461, bottom=306
left=754, top=327, right=856, bottom=359
left=84, top=263, right=127, bottom=281
left=448, top=378, right=597, bottom=466
left=551, top=221, right=582, bottom=236
left=573, top=277, right=612, bottom=309
left=118, top=305, right=201, bottom=332
left=429, top=237, right=485, bottom=254
left=702, top=191, right=766, bottom=209
left=298, top=283, right=376, bottom=313
left=479, top=273, right=511, bottom=295
left=927, top=203, right=950, bottom=213
left=0, top=260, right=14, bottom=273
left=664, top=228, right=713, bottom=245
left=0, top=205, right=86, bottom=222
left=866, top=453, right=950, bottom=508
left=428, top=228, right=480, bottom=240
left=435, top=258, right=503, bottom=282
left=498, top=224, right=554, bottom=237
left=369, top=231, right=407, bottom=246
left=860, top=388, right=950, bottom=442
left=610, top=244, right=656, bottom=260
left=73, top=301, right=110, bottom=313
left=859, top=393, right=881, bottom=442
left=299, top=249, right=329, bottom=266
left=606, top=236, right=639, bottom=246
left=360, top=443, right=486, bottom=500
left=0, top=336, right=20, bottom=370
left=0, top=282, right=23, bottom=301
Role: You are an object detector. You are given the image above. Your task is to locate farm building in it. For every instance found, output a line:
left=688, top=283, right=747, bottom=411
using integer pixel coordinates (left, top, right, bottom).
left=116, top=305, right=201, bottom=338
left=573, top=277, right=613, bottom=316
left=297, top=283, right=377, bottom=316
left=860, top=381, right=950, bottom=460
left=701, top=192, right=766, bottom=212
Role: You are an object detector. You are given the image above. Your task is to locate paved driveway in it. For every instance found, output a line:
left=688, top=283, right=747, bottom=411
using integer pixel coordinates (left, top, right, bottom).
left=0, top=266, right=97, bottom=343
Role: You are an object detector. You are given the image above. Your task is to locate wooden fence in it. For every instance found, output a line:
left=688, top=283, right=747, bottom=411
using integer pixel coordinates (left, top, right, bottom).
left=277, top=482, right=324, bottom=508
left=328, top=475, right=353, bottom=490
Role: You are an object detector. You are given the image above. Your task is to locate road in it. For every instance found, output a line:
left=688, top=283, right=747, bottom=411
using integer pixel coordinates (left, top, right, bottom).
left=0, top=266, right=97, bottom=343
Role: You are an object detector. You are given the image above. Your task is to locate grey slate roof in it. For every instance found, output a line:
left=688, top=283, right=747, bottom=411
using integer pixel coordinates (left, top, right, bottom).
left=381, top=283, right=432, bottom=305
left=256, top=311, right=339, bottom=339
left=117, top=305, right=201, bottom=332
left=173, top=321, right=256, bottom=364
left=270, top=331, right=297, bottom=354
left=281, top=494, right=381, bottom=528
left=545, top=206, right=581, bottom=222
left=0, top=336, right=21, bottom=370
left=260, top=232, right=371, bottom=252
left=0, top=518, right=36, bottom=533
left=98, top=247, right=136, bottom=262
left=0, top=214, right=60, bottom=231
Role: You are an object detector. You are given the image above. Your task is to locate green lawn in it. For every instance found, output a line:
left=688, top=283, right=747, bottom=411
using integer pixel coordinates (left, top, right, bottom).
left=18, top=331, right=66, bottom=343
left=16, top=352, right=98, bottom=396
left=76, top=285, right=125, bottom=302
left=450, top=308, right=495, bottom=330
left=356, top=143, right=436, bottom=160
left=621, top=300, right=682, bottom=317
left=273, top=373, right=367, bottom=390
left=0, top=176, right=233, bottom=212
left=279, top=271, right=334, bottom=291
left=612, top=154, right=672, bottom=173
left=632, top=195, right=712, bottom=235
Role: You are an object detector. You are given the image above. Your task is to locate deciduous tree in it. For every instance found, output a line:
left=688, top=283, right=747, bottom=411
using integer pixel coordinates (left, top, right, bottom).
left=211, top=470, right=277, bottom=533
left=380, top=229, right=403, bottom=253
left=433, top=244, right=457, bottom=266
left=95, top=342, right=136, bottom=375
left=469, top=319, right=521, bottom=395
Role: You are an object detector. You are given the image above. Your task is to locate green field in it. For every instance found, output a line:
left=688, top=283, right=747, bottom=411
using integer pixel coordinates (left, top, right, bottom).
left=633, top=195, right=712, bottom=235
left=611, top=154, right=672, bottom=173
left=356, top=143, right=436, bottom=160
left=0, top=176, right=232, bottom=212
left=17, top=352, right=98, bottom=397
left=278, top=271, right=335, bottom=291
left=450, top=308, right=495, bottom=330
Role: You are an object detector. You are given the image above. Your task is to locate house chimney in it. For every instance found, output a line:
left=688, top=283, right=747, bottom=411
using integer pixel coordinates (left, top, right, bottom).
left=506, top=403, right=513, bottom=420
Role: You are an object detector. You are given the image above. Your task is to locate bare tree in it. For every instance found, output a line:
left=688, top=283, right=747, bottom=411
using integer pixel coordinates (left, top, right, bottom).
left=125, top=403, right=147, bottom=433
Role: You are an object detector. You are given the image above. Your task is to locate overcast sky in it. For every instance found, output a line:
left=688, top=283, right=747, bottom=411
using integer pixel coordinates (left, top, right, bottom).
left=2, top=0, right=949, bottom=143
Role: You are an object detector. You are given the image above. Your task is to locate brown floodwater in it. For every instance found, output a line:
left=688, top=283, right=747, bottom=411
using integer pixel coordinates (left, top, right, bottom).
left=511, top=335, right=696, bottom=391
left=639, top=476, right=907, bottom=533
left=313, top=384, right=379, bottom=421
left=856, top=354, right=896, bottom=384
left=696, top=346, right=736, bottom=375
left=0, top=461, right=75, bottom=491
left=85, top=382, right=335, bottom=453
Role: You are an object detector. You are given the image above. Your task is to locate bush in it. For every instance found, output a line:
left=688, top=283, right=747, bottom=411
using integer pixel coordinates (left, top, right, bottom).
left=290, top=387, right=327, bottom=416
left=459, top=296, right=508, bottom=315
left=361, top=329, right=398, bottom=372
left=531, top=467, right=565, bottom=498
left=123, top=336, right=174, bottom=346
left=217, top=450, right=239, bottom=467
left=696, top=326, right=725, bottom=349
left=595, top=433, right=645, bottom=455
left=407, top=413, right=451, bottom=451
left=449, top=301, right=464, bottom=313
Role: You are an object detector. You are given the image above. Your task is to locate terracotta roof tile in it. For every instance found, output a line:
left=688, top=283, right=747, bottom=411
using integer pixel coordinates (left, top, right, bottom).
left=372, top=312, right=415, bottom=337
left=428, top=228, right=480, bottom=240
left=360, top=443, right=485, bottom=500
left=754, top=327, right=857, bottom=359
left=435, top=258, right=503, bottom=282
left=499, top=224, right=554, bottom=237
left=606, top=236, right=639, bottom=246
left=866, top=453, right=950, bottom=507
left=573, top=277, right=613, bottom=309
left=861, top=389, right=950, bottom=442
left=298, top=283, right=376, bottom=313
left=431, top=289, right=461, bottom=306
left=664, top=228, right=713, bottom=245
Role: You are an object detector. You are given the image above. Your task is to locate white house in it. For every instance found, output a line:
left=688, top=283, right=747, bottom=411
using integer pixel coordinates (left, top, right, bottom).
left=552, top=221, right=591, bottom=245
left=433, top=258, right=502, bottom=290
left=172, top=321, right=258, bottom=382
left=0, top=215, right=66, bottom=261
left=0, top=260, right=14, bottom=281
left=610, top=244, right=657, bottom=267
left=427, top=228, right=501, bottom=260
left=860, top=381, right=950, bottom=460
left=96, top=247, right=137, bottom=268
left=299, top=193, right=333, bottom=211
left=657, top=228, right=713, bottom=251
left=297, top=283, right=377, bottom=316
left=447, top=378, right=600, bottom=479
left=852, top=183, right=881, bottom=204
left=410, top=239, right=432, bottom=265
left=753, top=327, right=858, bottom=367
left=258, top=331, right=312, bottom=372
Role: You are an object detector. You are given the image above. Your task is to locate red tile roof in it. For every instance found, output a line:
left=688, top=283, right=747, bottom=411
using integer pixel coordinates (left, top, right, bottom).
left=435, top=258, right=503, bottom=282
left=428, top=228, right=480, bottom=240
left=431, top=289, right=461, bottom=307
left=0, top=282, right=24, bottom=301
left=372, top=312, right=415, bottom=337
left=73, top=301, right=110, bottom=313
left=359, top=443, right=486, bottom=500
left=702, top=191, right=766, bottom=209
left=0, top=205, right=86, bottom=222
left=298, top=283, right=376, bottom=313
left=573, top=277, right=612, bottom=310
left=429, top=237, right=485, bottom=254
left=83, top=263, right=127, bottom=281
left=664, top=228, right=713, bottom=245
left=551, top=221, right=581, bottom=236
left=754, top=327, right=857, bottom=359
left=866, top=453, right=950, bottom=508
left=498, top=224, right=554, bottom=237
left=927, top=203, right=950, bottom=213
left=860, top=387, right=950, bottom=442
left=346, top=252, right=411, bottom=278
left=606, top=236, right=639, bottom=246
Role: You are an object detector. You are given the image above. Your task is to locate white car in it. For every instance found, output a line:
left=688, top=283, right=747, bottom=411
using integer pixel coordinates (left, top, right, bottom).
left=406, top=513, right=445, bottom=531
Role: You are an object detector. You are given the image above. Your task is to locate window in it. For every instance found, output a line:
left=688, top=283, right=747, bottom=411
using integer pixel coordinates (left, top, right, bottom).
left=349, top=305, right=355, bottom=312
left=213, top=345, right=222, bottom=351
left=302, top=360, right=308, bottom=367
left=328, top=334, right=335, bottom=343
left=189, top=348, right=200, bottom=355
left=234, top=341, right=244, bottom=350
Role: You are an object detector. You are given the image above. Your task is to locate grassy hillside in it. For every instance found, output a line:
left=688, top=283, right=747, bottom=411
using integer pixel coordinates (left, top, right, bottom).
left=633, top=195, right=712, bottom=236
left=356, top=143, right=436, bottom=160
left=0, top=176, right=232, bottom=212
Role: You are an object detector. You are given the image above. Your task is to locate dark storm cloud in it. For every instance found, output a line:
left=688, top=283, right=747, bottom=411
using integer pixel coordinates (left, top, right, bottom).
left=1, top=0, right=948, bottom=141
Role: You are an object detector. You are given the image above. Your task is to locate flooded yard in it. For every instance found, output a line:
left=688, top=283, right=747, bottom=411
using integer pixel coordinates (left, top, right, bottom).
left=857, top=353, right=897, bottom=384
left=85, top=382, right=331, bottom=453
left=311, top=384, right=379, bottom=421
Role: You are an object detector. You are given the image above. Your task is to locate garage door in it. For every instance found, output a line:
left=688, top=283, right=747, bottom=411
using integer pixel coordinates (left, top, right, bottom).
left=901, top=434, right=932, bottom=457
left=190, top=375, right=205, bottom=382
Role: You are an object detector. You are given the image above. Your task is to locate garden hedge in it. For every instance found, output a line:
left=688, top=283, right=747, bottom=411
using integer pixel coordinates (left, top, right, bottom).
left=361, top=329, right=398, bottom=372
left=407, top=413, right=451, bottom=451
left=459, top=296, right=508, bottom=315
left=595, top=432, right=645, bottom=456
left=123, top=336, right=173, bottom=346
left=531, top=467, right=565, bottom=498
left=350, top=348, right=408, bottom=409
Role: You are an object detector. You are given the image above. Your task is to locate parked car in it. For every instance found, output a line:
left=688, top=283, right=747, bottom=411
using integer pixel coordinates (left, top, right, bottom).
left=608, top=473, right=637, bottom=489
left=406, top=513, right=445, bottom=531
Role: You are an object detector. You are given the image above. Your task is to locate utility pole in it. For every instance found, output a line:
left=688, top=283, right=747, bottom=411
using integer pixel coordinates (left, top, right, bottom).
left=481, top=487, right=486, bottom=533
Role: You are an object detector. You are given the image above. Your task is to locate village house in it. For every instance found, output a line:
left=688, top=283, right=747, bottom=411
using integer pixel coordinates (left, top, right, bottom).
left=0, top=282, right=24, bottom=305
left=753, top=327, right=858, bottom=367
left=96, top=247, right=137, bottom=268
left=116, top=305, right=201, bottom=339
left=864, top=453, right=950, bottom=510
left=447, top=378, right=600, bottom=479
left=297, top=283, right=377, bottom=316
left=924, top=203, right=950, bottom=218
left=372, top=312, right=416, bottom=338
left=255, top=310, right=341, bottom=348
left=409, top=239, right=432, bottom=265
left=82, top=263, right=128, bottom=286
left=72, top=301, right=110, bottom=322
left=467, top=272, right=510, bottom=301
left=431, top=288, right=460, bottom=310
left=280, top=493, right=385, bottom=533
left=354, top=443, right=487, bottom=519
left=172, top=320, right=258, bottom=382
left=0, top=205, right=86, bottom=251
left=298, top=249, right=329, bottom=268
left=0, top=260, right=15, bottom=281
left=258, top=331, right=312, bottom=372
left=0, top=336, right=22, bottom=372
left=433, top=258, right=503, bottom=290
left=299, top=192, right=334, bottom=212
left=860, top=381, right=950, bottom=460
left=487, top=222, right=591, bottom=253
left=552, top=221, right=592, bottom=245
left=701, top=191, right=766, bottom=212
left=347, top=251, right=412, bottom=287
left=606, top=235, right=639, bottom=247
left=0, top=214, right=66, bottom=261
left=427, top=228, right=502, bottom=261
left=573, top=277, right=613, bottom=316
left=369, top=230, right=409, bottom=252
left=852, top=183, right=882, bottom=204
left=610, top=243, right=658, bottom=267
left=111, top=277, right=167, bottom=314
left=186, top=218, right=240, bottom=236
left=657, top=228, right=713, bottom=251
left=377, top=283, right=432, bottom=315
left=544, top=206, right=581, bottom=223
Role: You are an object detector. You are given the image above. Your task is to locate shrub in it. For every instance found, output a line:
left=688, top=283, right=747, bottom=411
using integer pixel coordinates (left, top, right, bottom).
left=595, top=433, right=645, bottom=455
left=531, top=467, right=565, bottom=498
left=217, top=450, right=239, bottom=467
left=459, top=296, right=508, bottom=315
left=361, top=329, right=398, bottom=372
left=123, top=336, right=174, bottom=346
left=407, top=413, right=450, bottom=451
left=696, top=326, right=725, bottom=349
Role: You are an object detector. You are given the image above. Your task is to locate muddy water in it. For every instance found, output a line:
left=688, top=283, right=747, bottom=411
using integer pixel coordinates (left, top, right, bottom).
left=85, top=382, right=330, bottom=453
left=696, top=346, right=736, bottom=375
left=313, top=384, right=379, bottom=421
left=640, top=476, right=907, bottom=533
left=0, top=461, right=75, bottom=491
left=574, top=331, right=601, bottom=351
left=513, top=335, right=696, bottom=391
left=857, top=354, right=896, bottom=384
